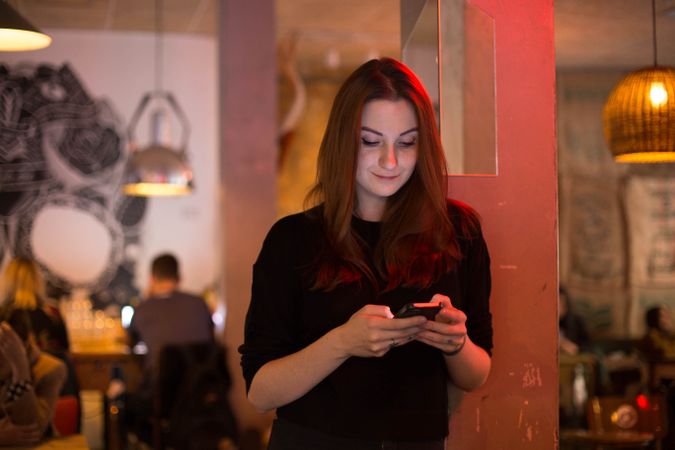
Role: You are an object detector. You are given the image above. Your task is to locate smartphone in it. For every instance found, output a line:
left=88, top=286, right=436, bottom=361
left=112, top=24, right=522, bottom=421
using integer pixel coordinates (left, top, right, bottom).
left=394, top=302, right=441, bottom=320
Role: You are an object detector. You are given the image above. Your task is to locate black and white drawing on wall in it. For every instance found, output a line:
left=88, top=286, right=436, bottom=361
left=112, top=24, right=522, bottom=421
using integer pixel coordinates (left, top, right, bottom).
left=0, top=62, right=146, bottom=307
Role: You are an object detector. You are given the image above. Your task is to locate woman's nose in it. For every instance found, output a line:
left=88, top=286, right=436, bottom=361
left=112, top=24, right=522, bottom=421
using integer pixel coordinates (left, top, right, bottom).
left=379, top=143, right=397, bottom=169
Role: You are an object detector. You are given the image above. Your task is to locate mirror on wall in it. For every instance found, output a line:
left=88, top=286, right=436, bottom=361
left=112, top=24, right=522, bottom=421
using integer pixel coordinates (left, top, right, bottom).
left=401, top=0, right=496, bottom=175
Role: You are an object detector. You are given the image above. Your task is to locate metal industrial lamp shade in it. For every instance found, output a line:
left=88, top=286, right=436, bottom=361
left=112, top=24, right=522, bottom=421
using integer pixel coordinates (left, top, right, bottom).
left=123, top=0, right=193, bottom=197
left=122, top=144, right=193, bottom=197
left=603, top=66, right=675, bottom=163
left=122, top=92, right=194, bottom=197
left=0, top=1, right=51, bottom=51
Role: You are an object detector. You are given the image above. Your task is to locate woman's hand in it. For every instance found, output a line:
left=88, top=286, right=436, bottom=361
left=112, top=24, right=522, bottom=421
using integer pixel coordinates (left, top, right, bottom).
left=416, top=294, right=491, bottom=390
left=0, top=323, right=31, bottom=382
left=415, top=294, right=467, bottom=354
left=248, top=304, right=426, bottom=411
left=0, top=417, right=41, bottom=446
left=334, top=304, right=427, bottom=358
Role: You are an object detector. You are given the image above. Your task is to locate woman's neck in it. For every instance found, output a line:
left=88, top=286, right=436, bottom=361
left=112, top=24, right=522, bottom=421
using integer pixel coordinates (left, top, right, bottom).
left=354, top=203, right=384, bottom=222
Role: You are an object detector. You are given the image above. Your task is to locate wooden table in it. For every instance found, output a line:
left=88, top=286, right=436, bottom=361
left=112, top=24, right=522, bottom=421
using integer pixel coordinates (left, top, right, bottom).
left=560, top=430, right=655, bottom=449
left=71, top=349, right=145, bottom=450
left=3, top=434, right=89, bottom=449
left=72, top=349, right=144, bottom=393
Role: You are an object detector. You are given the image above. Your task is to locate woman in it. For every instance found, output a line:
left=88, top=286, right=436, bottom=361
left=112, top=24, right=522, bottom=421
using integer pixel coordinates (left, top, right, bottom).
left=1, top=257, right=69, bottom=354
left=0, top=310, right=67, bottom=446
left=239, top=58, right=492, bottom=449
left=640, top=305, right=675, bottom=359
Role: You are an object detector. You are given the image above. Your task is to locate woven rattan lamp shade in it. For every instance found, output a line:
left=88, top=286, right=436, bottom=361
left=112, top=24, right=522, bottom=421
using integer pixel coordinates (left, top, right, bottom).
left=603, top=66, right=675, bottom=163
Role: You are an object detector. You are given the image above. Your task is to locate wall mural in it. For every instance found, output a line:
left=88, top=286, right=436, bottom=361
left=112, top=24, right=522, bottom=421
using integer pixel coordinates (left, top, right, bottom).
left=557, top=73, right=628, bottom=337
left=558, top=72, right=675, bottom=337
left=0, top=62, right=145, bottom=308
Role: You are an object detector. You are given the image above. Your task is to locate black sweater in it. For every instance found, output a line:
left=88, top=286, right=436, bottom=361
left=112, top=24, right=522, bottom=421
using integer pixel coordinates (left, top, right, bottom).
left=239, top=201, right=492, bottom=441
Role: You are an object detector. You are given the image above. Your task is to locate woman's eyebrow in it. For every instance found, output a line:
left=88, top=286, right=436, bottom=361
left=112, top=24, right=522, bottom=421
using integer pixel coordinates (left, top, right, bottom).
left=361, top=126, right=383, bottom=136
left=361, top=126, right=419, bottom=136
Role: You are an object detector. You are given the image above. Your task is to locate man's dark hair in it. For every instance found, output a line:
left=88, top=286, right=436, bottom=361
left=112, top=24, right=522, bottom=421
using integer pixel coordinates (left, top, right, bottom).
left=152, top=253, right=180, bottom=281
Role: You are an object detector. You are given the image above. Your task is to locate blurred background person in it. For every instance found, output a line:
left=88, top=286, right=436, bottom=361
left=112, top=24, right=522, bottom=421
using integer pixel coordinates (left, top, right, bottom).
left=0, top=257, right=69, bottom=355
left=639, top=305, right=675, bottom=449
left=639, top=305, right=675, bottom=360
left=0, top=309, right=67, bottom=446
left=128, top=252, right=214, bottom=380
left=126, top=253, right=214, bottom=444
left=0, top=257, right=77, bottom=401
left=559, top=286, right=593, bottom=355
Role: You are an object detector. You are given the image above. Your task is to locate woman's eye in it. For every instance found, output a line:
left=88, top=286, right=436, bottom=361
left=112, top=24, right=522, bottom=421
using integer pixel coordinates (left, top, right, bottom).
left=398, top=139, right=417, bottom=147
left=361, top=138, right=379, bottom=146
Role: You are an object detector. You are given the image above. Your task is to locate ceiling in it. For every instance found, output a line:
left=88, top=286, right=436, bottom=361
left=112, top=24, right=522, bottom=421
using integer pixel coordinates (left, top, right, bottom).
left=555, top=0, right=675, bottom=69
left=11, top=0, right=675, bottom=72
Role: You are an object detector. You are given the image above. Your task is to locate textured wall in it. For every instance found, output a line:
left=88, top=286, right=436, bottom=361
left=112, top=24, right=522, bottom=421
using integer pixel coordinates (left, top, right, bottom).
left=277, top=78, right=340, bottom=218
left=219, top=0, right=278, bottom=434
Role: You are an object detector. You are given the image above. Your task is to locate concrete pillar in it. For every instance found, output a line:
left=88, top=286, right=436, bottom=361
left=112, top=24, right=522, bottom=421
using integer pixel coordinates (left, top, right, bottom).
left=218, top=0, right=277, bottom=433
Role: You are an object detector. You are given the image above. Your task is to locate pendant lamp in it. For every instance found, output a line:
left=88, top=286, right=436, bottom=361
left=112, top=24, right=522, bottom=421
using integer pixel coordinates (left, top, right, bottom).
left=603, top=0, right=675, bottom=163
left=0, top=1, right=51, bottom=51
left=122, top=0, right=193, bottom=197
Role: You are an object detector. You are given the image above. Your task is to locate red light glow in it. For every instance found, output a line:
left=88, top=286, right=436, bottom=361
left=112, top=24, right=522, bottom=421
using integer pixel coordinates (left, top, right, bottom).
left=636, top=394, right=650, bottom=410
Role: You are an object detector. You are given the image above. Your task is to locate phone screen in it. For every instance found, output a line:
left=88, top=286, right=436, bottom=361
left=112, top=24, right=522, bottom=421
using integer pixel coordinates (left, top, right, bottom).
left=394, top=302, right=441, bottom=320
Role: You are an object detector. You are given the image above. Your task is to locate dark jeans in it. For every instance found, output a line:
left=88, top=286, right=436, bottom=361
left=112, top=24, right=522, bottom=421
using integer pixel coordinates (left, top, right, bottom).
left=267, top=418, right=446, bottom=450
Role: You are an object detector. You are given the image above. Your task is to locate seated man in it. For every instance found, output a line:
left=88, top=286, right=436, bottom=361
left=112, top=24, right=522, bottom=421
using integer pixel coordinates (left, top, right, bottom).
left=0, top=310, right=67, bottom=446
left=126, top=253, right=214, bottom=443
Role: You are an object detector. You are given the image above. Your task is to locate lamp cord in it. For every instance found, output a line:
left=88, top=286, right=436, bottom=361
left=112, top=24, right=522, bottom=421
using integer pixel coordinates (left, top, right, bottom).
left=652, top=0, right=658, bottom=66
left=155, top=0, right=163, bottom=92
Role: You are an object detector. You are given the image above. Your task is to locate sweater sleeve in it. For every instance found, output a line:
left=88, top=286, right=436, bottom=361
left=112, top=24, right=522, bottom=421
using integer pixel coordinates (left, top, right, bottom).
left=238, top=216, right=305, bottom=392
left=459, top=217, right=493, bottom=356
left=33, top=354, right=67, bottom=435
left=6, top=353, right=67, bottom=434
left=446, top=199, right=493, bottom=355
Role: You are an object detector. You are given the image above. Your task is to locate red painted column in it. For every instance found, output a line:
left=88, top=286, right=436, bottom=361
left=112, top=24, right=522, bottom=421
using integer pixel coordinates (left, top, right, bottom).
left=446, top=1, right=558, bottom=448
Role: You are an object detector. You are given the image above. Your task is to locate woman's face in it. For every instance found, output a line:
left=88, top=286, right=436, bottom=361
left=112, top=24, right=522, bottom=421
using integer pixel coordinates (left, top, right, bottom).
left=659, top=307, right=674, bottom=333
left=354, top=99, right=418, bottom=220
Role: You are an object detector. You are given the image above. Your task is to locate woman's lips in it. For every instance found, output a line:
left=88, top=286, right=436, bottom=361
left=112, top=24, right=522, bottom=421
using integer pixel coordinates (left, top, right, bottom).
left=373, top=173, right=399, bottom=180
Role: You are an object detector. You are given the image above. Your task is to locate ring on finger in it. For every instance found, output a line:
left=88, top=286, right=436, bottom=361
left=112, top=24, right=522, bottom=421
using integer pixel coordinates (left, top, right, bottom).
left=448, top=338, right=463, bottom=348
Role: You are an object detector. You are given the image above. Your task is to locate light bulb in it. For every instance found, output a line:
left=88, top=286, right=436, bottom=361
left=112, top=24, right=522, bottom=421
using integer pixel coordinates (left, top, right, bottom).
left=649, top=82, right=668, bottom=107
left=121, top=305, right=135, bottom=328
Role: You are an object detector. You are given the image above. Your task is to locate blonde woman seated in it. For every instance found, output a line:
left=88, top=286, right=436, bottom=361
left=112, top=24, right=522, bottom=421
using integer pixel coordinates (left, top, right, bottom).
left=1, top=257, right=70, bottom=354
left=0, top=310, right=66, bottom=446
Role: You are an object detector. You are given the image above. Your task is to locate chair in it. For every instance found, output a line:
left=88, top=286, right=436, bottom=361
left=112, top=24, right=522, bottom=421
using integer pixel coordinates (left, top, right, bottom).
left=52, top=395, right=80, bottom=436
left=153, top=342, right=239, bottom=450
left=561, top=394, right=667, bottom=450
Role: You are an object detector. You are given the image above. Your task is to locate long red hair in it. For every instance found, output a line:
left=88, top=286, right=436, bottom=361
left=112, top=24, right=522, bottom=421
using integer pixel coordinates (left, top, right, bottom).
left=305, top=58, right=472, bottom=291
